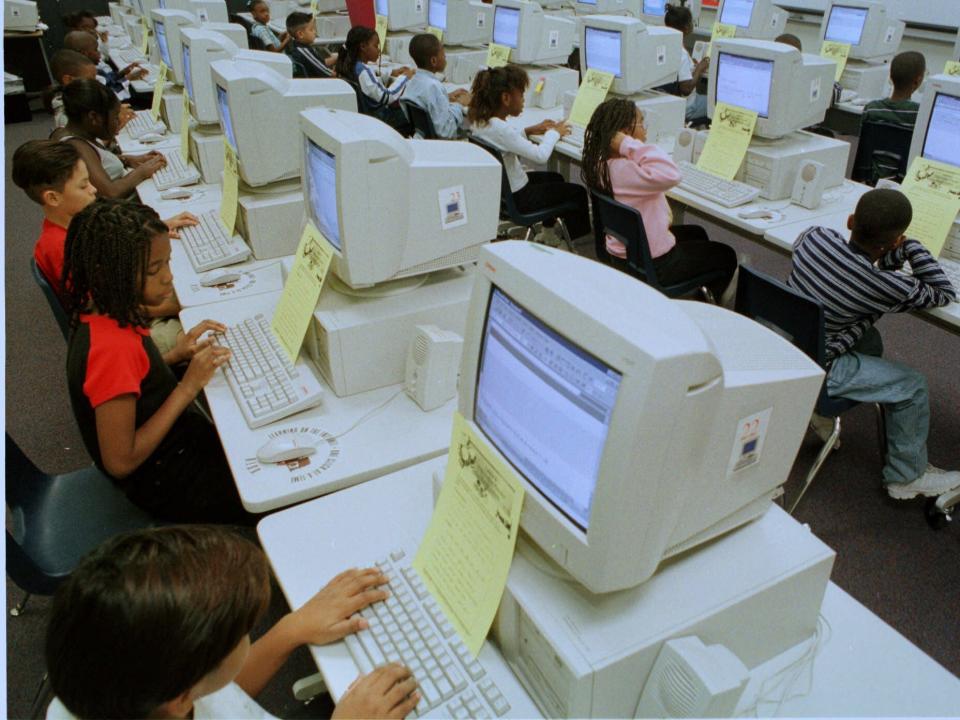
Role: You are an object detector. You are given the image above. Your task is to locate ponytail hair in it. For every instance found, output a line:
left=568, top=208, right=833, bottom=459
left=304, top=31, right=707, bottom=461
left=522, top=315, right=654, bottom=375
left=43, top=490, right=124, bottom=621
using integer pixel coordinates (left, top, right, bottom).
left=467, top=66, right=529, bottom=125
left=61, top=78, right=120, bottom=126
left=664, top=1, right=693, bottom=31
left=581, top=98, right=642, bottom=196
left=336, top=26, right=377, bottom=81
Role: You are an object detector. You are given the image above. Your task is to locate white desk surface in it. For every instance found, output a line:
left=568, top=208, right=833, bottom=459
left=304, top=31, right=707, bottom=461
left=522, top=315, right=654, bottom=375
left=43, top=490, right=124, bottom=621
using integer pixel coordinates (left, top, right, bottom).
left=180, top=292, right=456, bottom=513
left=170, top=240, right=288, bottom=308
left=258, top=456, right=960, bottom=717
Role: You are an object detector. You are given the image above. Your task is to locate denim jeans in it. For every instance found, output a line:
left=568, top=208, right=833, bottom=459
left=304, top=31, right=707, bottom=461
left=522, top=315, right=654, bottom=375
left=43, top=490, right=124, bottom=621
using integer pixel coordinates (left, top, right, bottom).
left=826, top=328, right=928, bottom=485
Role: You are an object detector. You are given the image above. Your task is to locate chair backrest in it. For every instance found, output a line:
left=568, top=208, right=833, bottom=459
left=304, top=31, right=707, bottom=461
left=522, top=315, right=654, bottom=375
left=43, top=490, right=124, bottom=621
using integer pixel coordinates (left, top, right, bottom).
left=468, top=135, right=513, bottom=215
left=400, top=99, right=438, bottom=139
left=851, top=120, right=914, bottom=186
left=341, top=76, right=377, bottom=114
left=5, top=432, right=51, bottom=514
left=31, top=258, right=70, bottom=341
left=589, top=190, right=659, bottom=284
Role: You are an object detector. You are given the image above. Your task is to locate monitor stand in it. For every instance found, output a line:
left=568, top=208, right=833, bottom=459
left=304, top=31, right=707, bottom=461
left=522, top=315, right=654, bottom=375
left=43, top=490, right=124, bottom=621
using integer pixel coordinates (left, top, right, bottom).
left=739, top=131, right=850, bottom=201
left=522, top=65, right=579, bottom=109
left=160, top=86, right=186, bottom=134
left=444, top=48, right=488, bottom=86
left=236, top=178, right=304, bottom=260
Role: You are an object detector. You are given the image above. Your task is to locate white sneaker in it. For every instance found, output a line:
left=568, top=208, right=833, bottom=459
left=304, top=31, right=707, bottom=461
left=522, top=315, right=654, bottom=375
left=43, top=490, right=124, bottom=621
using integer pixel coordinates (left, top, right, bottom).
left=533, top=225, right=563, bottom=248
left=809, top=413, right=841, bottom=449
left=887, top=465, right=960, bottom=500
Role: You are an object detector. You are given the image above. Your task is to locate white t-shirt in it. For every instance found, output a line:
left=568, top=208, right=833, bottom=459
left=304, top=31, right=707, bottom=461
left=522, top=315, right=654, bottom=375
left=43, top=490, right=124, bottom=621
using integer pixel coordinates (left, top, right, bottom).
left=678, top=50, right=693, bottom=82
left=47, top=682, right=278, bottom=720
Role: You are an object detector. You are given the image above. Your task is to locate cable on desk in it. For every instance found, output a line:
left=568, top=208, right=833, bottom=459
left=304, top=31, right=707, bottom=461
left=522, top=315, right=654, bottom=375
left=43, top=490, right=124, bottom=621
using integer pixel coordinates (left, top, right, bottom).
left=329, top=388, right=405, bottom=440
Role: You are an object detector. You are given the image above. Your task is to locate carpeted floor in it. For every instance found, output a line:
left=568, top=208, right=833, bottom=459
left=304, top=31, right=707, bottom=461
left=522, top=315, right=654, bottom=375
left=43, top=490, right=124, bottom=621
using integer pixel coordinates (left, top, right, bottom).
left=5, top=114, right=959, bottom=719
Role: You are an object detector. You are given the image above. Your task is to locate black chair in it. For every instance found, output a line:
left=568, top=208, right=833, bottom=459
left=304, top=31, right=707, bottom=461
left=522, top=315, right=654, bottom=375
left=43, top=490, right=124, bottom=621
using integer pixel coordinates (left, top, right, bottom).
left=851, top=120, right=914, bottom=186
left=734, top=267, right=885, bottom=513
left=468, top=136, right=579, bottom=250
left=589, top=190, right=727, bottom=301
left=400, top=99, right=438, bottom=139
left=31, top=258, right=70, bottom=342
left=230, top=14, right=265, bottom=50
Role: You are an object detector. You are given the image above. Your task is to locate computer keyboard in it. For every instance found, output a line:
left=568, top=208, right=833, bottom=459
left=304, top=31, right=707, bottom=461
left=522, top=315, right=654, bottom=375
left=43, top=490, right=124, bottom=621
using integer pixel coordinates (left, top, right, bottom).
left=938, top=258, right=960, bottom=294
left=153, top=151, right=201, bottom=191
left=112, top=47, right=146, bottom=66
left=560, top=124, right=585, bottom=149
left=346, top=549, right=513, bottom=719
left=125, top=111, right=167, bottom=139
left=677, top=161, right=761, bottom=208
left=213, top=314, right=325, bottom=429
left=179, top=210, right=251, bottom=272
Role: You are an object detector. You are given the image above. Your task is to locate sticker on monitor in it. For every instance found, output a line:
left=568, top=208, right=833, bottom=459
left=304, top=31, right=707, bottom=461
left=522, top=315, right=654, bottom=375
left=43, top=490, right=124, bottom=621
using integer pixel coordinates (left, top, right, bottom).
left=439, top=185, right=467, bottom=230
left=728, top=407, right=772, bottom=475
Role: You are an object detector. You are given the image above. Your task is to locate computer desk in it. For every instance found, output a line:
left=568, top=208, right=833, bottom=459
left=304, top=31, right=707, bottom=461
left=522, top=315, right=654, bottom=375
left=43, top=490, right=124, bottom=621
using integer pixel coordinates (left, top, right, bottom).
left=257, top=455, right=960, bottom=717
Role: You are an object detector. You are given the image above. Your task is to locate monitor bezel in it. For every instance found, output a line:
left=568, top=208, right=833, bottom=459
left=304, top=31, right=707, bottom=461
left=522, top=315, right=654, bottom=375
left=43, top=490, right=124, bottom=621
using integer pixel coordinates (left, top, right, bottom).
left=920, top=90, right=960, bottom=169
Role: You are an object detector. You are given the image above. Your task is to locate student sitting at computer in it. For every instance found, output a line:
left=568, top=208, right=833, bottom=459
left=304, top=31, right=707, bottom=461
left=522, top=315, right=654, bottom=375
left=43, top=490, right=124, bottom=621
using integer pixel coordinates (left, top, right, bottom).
left=788, top=189, right=959, bottom=500
left=63, top=30, right=145, bottom=105
left=468, top=66, right=590, bottom=246
left=663, top=2, right=709, bottom=122
left=53, top=80, right=165, bottom=199
left=336, top=26, right=415, bottom=134
left=284, top=11, right=338, bottom=78
left=61, top=199, right=253, bottom=524
left=62, top=9, right=112, bottom=64
left=248, top=0, right=289, bottom=53
left=404, top=33, right=471, bottom=139
left=862, top=51, right=926, bottom=129
left=582, top=98, right=738, bottom=302
left=45, top=525, right=419, bottom=720
left=45, top=50, right=137, bottom=132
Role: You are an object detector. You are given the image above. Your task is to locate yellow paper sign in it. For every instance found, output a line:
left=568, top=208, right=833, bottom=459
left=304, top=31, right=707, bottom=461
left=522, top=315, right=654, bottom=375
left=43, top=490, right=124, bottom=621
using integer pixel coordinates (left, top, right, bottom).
left=900, top=157, right=960, bottom=258
left=944, top=61, right=960, bottom=77
left=271, top=222, right=334, bottom=363
left=485, top=43, right=511, bottom=68
left=707, top=22, right=736, bottom=58
left=375, top=14, right=388, bottom=52
left=820, top=41, right=851, bottom=83
left=427, top=26, right=443, bottom=41
left=149, top=63, right=168, bottom=121
left=139, top=16, right=150, bottom=55
left=696, top=101, right=758, bottom=181
left=310, top=0, right=319, bottom=15
left=413, top=412, right=525, bottom=657
left=180, top=86, right=191, bottom=162
left=220, top=138, right=240, bottom=235
left=569, top=68, right=614, bottom=128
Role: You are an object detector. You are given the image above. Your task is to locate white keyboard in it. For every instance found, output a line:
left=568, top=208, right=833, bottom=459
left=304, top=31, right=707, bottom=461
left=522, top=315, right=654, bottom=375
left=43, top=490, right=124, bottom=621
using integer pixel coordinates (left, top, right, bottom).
left=677, top=161, right=761, bottom=208
left=213, top=314, right=325, bottom=429
left=112, top=47, right=146, bottom=66
left=561, top=124, right=585, bottom=148
left=179, top=210, right=251, bottom=272
left=125, top=111, right=166, bottom=139
left=153, top=151, right=201, bottom=190
left=347, top=549, right=516, bottom=719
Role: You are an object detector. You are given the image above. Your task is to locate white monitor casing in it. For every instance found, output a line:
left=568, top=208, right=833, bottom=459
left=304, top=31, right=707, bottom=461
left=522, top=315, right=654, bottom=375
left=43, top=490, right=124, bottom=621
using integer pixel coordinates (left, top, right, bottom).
left=492, top=0, right=576, bottom=64
left=716, top=0, right=787, bottom=40
left=573, top=0, right=641, bottom=18
left=579, top=15, right=683, bottom=95
left=4, top=1, right=39, bottom=31
left=428, top=0, right=493, bottom=46
left=166, top=0, right=228, bottom=22
left=907, top=73, right=960, bottom=169
left=638, top=0, right=702, bottom=25
left=818, top=0, right=904, bottom=62
left=375, top=0, right=428, bottom=31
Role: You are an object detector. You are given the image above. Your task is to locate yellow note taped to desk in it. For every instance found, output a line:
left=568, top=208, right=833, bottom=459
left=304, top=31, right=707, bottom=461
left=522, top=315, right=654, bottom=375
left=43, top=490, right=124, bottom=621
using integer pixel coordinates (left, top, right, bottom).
left=696, top=101, right=757, bottom=181
left=427, top=26, right=443, bottom=41
left=900, top=157, right=960, bottom=258
left=375, top=15, right=388, bottom=52
left=139, top=16, right=150, bottom=56
left=149, top=63, right=168, bottom=121
left=180, top=86, right=191, bottom=162
left=413, top=412, right=524, bottom=658
left=271, top=222, right=334, bottom=363
left=707, top=22, right=736, bottom=58
left=569, top=68, right=613, bottom=128
left=486, top=43, right=510, bottom=68
left=944, top=61, right=960, bottom=77
left=220, top=138, right=239, bottom=235
left=820, top=41, right=851, bottom=83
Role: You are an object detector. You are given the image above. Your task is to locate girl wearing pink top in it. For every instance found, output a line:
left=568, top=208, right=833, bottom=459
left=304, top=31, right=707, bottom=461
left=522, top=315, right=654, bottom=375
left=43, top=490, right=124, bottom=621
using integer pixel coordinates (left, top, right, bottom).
left=581, top=98, right=737, bottom=301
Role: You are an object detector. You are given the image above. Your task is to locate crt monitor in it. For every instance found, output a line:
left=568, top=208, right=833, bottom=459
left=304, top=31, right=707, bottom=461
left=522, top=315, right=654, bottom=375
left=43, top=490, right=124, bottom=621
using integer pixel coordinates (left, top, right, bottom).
left=907, top=74, right=960, bottom=171
left=166, top=0, right=228, bottom=22
left=954, top=27, right=959, bottom=60
left=709, top=38, right=834, bottom=138
left=154, top=17, right=174, bottom=69
left=819, top=0, right=904, bottom=62
left=579, top=15, right=683, bottom=95
left=298, top=107, right=501, bottom=288
left=136, top=0, right=162, bottom=17
left=637, top=0, right=702, bottom=25
left=491, top=0, right=576, bottom=65
left=716, top=0, right=787, bottom=40
left=374, top=0, right=428, bottom=31
left=574, top=0, right=640, bottom=16
left=458, top=241, right=823, bottom=593
left=211, top=60, right=357, bottom=187
left=428, top=0, right=493, bottom=46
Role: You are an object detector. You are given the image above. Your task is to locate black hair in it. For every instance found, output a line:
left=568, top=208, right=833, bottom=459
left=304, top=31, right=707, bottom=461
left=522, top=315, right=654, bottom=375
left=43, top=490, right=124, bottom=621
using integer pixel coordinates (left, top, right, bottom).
left=581, top=98, right=641, bottom=195
left=468, top=66, right=529, bottom=125
left=248, top=0, right=269, bottom=10
left=63, top=10, right=97, bottom=30
left=61, top=78, right=120, bottom=127
left=63, top=29, right=99, bottom=55
left=12, top=140, right=82, bottom=204
left=774, top=33, right=802, bottom=51
left=44, top=49, right=97, bottom=113
left=890, top=51, right=925, bottom=92
left=61, top=199, right=170, bottom=327
left=664, top=1, right=692, bottom=32
left=286, top=10, right=313, bottom=34
left=409, top=33, right=442, bottom=69
left=851, top=189, right=913, bottom=249
left=336, top=26, right=378, bottom=81
left=46, top=526, right=271, bottom=719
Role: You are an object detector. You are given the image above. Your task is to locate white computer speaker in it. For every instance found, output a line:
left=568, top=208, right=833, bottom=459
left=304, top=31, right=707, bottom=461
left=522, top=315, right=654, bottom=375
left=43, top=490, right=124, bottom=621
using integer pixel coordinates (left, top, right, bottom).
left=635, top=636, right=748, bottom=718
left=674, top=128, right=696, bottom=163
left=405, top=324, right=463, bottom=412
left=791, top=160, right=826, bottom=210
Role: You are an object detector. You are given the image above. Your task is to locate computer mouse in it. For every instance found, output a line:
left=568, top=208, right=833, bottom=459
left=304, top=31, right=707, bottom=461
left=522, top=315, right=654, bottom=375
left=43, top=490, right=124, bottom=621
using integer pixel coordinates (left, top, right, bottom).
left=160, top=187, right=193, bottom=200
left=138, top=132, right=166, bottom=143
left=256, top=436, right=317, bottom=464
left=200, top=271, right=242, bottom=288
left=738, top=209, right=777, bottom=220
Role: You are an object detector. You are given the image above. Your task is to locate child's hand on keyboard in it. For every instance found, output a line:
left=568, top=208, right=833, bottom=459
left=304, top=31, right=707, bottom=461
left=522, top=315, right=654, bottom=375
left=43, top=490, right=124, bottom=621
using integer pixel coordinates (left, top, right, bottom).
left=164, top=211, right=199, bottom=239
left=179, top=343, right=232, bottom=396
left=332, top=664, right=420, bottom=720
left=287, top=567, right=391, bottom=646
left=118, top=103, right=136, bottom=130
left=553, top=120, right=572, bottom=137
left=129, top=154, right=166, bottom=181
left=168, top=319, right=227, bottom=365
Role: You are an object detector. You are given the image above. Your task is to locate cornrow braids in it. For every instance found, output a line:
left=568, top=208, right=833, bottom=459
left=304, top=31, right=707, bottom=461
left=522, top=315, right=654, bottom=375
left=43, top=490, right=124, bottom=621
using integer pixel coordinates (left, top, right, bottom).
left=467, top=65, right=529, bottom=125
left=62, top=199, right=169, bottom=328
left=581, top=98, right=640, bottom=196
left=336, top=26, right=377, bottom=82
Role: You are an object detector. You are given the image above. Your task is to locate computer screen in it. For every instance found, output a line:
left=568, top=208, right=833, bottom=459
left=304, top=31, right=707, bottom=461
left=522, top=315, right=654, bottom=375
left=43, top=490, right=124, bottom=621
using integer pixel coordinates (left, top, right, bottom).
left=429, top=0, right=446, bottom=28
left=475, top=288, right=621, bottom=531
left=824, top=4, right=868, bottom=45
left=216, top=84, right=237, bottom=149
left=716, top=51, right=772, bottom=117
left=155, top=20, right=172, bottom=67
left=159, top=0, right=166, bottom=7
left=583, top=26, right=622, bottom=77
left=375, top=0, right=387, bottom=14
left=182, top=44, right=194, bottom=99
left=643, top=0, right=665, bottom=13
left=580, top=0, right=597, bottom=4
left=921, top=92, right=960, bottom=168
left=493, top=5, right=520, bottom=47
left=719, top=0, right=754, bottom=27
left=304, top=138, right=342, bottom=251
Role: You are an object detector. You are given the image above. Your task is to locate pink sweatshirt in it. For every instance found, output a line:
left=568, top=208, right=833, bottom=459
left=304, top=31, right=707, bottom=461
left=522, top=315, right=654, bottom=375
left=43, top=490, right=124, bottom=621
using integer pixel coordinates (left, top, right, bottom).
left=605, top=137, right=682, bottom=259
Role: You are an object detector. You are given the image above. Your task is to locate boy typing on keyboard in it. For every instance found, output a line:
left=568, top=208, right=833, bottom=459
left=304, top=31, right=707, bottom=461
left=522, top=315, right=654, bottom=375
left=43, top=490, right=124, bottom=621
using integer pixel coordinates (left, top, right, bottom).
left=45, top=525, right=420, bottom=720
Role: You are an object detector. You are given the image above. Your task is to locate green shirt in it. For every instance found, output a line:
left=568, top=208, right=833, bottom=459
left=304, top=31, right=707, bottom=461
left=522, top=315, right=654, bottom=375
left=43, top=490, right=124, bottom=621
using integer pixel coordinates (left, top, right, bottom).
left=861, top=98, right=919, bottom=130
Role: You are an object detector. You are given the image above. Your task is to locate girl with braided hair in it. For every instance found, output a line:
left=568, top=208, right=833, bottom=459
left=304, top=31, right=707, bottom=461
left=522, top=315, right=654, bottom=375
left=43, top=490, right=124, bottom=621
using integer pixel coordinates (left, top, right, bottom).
left=581, top=98, right=737, bottom=301
left=63, top=199, right=253, bottom=524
